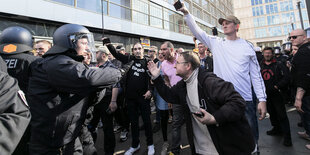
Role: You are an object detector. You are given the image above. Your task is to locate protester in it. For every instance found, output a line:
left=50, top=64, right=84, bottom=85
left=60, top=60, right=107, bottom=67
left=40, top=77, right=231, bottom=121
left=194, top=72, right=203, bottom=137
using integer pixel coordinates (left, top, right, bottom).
left=177, top=2, right=267, bottom=154
left=147, top=51, right=255, bottom=155
left=34, top=40, right=52, bottom=57
left=27, top=24, right=121, bottom=154
left=198, top=42, right=213, bottom=72
left=260, top=47, right=292, bottom=146
left=290, top=29, right=310, bottom=149
left=106, top=41, right=155, bottom=155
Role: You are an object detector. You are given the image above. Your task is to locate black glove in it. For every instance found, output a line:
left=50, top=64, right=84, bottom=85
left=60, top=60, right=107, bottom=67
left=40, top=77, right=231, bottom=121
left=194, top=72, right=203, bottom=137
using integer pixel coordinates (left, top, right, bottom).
left=102, top=37, right=111, bottom=45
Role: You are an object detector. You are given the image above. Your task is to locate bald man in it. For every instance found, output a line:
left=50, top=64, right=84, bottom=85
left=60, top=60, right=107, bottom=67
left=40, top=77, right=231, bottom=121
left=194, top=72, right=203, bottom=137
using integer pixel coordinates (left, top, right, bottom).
left=290, top=29, right=310, bottom=149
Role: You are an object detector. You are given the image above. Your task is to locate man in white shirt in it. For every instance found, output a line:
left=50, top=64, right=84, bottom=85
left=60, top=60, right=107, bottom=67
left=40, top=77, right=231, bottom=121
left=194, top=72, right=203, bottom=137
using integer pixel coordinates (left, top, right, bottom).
left=177, top=2, right=267, bottom=154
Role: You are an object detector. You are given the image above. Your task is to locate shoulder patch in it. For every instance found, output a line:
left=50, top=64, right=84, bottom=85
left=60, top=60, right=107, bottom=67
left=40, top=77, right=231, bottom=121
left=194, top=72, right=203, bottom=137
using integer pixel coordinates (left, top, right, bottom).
left=18, top=90, right=28, bottom=107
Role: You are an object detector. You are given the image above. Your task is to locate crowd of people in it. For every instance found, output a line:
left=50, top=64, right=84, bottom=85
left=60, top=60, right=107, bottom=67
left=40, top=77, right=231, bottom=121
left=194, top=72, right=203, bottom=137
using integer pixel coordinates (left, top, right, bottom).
left=0, top=2, right=310, bottom=155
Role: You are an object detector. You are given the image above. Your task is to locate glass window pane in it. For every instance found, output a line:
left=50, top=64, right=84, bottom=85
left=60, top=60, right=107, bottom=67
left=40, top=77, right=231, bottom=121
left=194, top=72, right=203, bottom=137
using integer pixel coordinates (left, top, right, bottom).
left=109, top=3, right=131, bottom=20
left=132, top=10, right=148, bottom=25
left=109, top=0, right=130, bottom=7
left=52, top=0, right=74, bottom=6
left=77, top=0, right=104, bottom=13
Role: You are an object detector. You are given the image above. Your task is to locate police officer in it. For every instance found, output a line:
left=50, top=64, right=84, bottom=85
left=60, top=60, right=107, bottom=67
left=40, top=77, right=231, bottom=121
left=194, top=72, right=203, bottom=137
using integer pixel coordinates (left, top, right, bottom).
left=0, top=26, right=37, bottom=155
left=0, top=57, right=31, bottom=155
left=0, top=26, right=38, bottom=94
left=27, top=24, right=121, bottom=155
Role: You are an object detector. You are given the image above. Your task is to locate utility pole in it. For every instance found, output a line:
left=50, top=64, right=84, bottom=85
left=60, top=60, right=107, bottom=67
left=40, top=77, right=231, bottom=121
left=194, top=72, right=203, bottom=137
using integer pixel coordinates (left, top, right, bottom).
left=297, top=1, right=304, bottom=29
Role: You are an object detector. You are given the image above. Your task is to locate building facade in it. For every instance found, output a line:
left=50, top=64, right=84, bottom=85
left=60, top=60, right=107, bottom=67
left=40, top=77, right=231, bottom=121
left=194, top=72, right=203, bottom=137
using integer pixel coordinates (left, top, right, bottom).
left=234, top=0, right=309, bottom=48
left=0, top=0, right=233, bottom=52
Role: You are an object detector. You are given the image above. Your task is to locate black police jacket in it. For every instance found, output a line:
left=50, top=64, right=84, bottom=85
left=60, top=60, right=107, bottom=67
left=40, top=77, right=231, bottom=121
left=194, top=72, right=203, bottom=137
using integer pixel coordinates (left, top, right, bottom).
left=0, top=71, right=31, bottom=155
left=27, top=54, right=121, bottom=148
left=0, top=52, right=37, bottom=94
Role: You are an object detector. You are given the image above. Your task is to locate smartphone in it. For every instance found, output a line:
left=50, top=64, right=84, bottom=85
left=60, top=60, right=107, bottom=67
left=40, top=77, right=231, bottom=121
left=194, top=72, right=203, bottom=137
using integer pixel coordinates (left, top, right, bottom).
left=106, top=107, right=112, bottom=114
left=192, top=112, right=204, bottom=118
left=174, top=0, right=182, bottom=11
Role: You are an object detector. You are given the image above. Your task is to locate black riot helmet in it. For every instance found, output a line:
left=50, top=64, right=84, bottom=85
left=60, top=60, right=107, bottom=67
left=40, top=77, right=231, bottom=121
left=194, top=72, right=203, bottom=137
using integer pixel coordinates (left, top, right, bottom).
left=0, top=26, right=33, bottom=55
left=274, top=46, right=282, bottom=55
left=282, top=41, right=292, bottom=55
left=44, top=24, right=97, bottom=63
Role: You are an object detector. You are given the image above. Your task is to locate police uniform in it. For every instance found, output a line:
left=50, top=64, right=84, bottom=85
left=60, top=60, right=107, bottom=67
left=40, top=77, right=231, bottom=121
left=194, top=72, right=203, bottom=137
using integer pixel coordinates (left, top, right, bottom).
left=0, top=70, right=31, bottom=155
left=0, top=26, right=37, bottom=155
left=27, top=24, right=121, bottom=155
left=0, top=26, right=38, bottom=94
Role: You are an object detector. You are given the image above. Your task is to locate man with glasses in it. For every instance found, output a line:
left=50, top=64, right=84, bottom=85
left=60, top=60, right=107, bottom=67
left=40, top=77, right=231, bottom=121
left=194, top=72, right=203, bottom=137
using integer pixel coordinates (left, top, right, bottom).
left=177, top=3, right=266, bottom=154
left=289, top=29, right=310, bottom=149
left=147, top=51, right=255, bottom=155
left=106, top=42, right=155, bottom=155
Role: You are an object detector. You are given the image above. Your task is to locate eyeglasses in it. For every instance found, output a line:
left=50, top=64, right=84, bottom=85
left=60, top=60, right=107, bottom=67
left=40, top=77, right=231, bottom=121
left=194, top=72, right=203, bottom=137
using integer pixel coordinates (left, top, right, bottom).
left=288, top=35, right=304, bottom=40
left=176, top=61, right=188, bottom=64
left=133, top=47, right=142, bottom=51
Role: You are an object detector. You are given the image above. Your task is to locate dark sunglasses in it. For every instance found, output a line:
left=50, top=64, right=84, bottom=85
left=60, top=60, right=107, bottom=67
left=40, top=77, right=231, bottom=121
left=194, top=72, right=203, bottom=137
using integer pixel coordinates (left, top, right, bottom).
left=288, top=35, right=303, bottom=40
left=149, top=50, right=156, bottom=53
left=133, top=47, right=142, bottom=51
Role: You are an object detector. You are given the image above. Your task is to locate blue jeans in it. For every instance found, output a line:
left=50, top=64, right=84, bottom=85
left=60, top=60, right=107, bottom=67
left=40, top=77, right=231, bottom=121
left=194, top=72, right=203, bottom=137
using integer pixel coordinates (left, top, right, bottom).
left=302, top=96, right=310, bottom=135
left=245, top=101, right=259, bottom=144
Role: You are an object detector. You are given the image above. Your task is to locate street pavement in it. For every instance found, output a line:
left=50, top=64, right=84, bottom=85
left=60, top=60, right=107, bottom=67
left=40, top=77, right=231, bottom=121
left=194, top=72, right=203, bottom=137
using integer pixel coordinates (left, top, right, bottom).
left=95, top=106, right=310, bottom=155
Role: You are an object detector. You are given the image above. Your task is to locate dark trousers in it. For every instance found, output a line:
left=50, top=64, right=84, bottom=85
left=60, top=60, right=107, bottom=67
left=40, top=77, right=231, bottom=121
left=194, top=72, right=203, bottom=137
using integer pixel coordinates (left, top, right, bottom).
left=29, top=138, right=83, bottom=155
left=89, top=95, right=115, bottom=154
left=302, top=96, right=310, bottom=135
left=114, top=90, right=130, bottom=130
left=171, top=104, right=185, bottom=154
left=160, top=110, right=169, bottom=141
left=127, top=96, right=153, bottom=148
left=267, top=93, right=291, bottom=136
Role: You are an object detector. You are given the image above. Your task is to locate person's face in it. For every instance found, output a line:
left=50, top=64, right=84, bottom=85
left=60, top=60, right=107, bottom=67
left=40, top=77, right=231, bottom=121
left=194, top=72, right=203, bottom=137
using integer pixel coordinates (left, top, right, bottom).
left=76, top=38, right=89, bottom=56
left=133, top=44, right=143, bottom=59
left=289, top=31, right=307, bottom=47
left=174, top=55, right=190, bottom=78
left=263, top=50, right=273, bottom=61
left=160, top=43, right=174, bottom=60
left=222, top=20, right=238, bottom=35
left=148, top=48, right=157, bottom=59
left=198, top=44, right=206, bottom=55
left=108, top=53, right=114, bottom=60
left=158, top=50, right=165, bottom=62
left=292, top=45, right=298, bottom=56
left=34, top=42, right=50, bottom=57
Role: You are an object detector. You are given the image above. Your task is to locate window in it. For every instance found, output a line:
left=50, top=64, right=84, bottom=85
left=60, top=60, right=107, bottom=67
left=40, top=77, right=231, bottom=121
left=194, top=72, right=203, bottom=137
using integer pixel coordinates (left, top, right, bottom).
left=268, top=26, right=282, bottom=37
left=267, top=15, right=280, bottom=25
left=193, top=0, right=200, bottom=4
left=77, top=0, right=103, bottom=13
left=252, top=6, right=264, bottom=16
left=280, top=0, right=293, bottom=12
left=251, top=0, right=263, bottom=6
left=132, top=0, right=149, bottom=25
left=193, top=6, right=202, bottom=19
left=281, top=12, right=295, bottom=24
left=109, top=3, right=131, bottom=20
left=110, top=0, right=130, bottom=7
left=265, top=3, right=278, bottom=14
left=255, top=28, right=267, bottom=38
left=52, top=0, right=74, bottom=6
left=202, top=0, right=209, bottom=11
left=265, top=0, right=277, bottom=3
left=283, top=25, right=293, bottom=35
left=302, top=10, right=309, bottom=20
left=150, top=3, right=163, bottom=28
left=253, top=17, right=266, bottom=27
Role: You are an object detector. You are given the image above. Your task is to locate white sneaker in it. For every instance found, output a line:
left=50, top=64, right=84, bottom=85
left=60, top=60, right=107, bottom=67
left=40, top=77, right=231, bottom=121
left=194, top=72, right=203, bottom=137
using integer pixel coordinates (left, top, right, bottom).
left=124, top=144, right=140, bottom=155
left=148, top=144, right=155, bottom=155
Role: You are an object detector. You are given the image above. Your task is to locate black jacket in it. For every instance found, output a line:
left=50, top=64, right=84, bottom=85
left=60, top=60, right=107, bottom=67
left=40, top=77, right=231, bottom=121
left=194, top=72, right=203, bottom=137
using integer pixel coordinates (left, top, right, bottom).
left=292, top=42, right=310, bottom=96
left=153, top=68, right=255, bottom=155
left=0, top=52, right=37, bottom=94
left=260, top=59, right=290, bottom=96
left=27, top=53, right=121, bottom=148
left=0, top=72, right=31, bottom=155
left=201, top=56, right=213, bottom=72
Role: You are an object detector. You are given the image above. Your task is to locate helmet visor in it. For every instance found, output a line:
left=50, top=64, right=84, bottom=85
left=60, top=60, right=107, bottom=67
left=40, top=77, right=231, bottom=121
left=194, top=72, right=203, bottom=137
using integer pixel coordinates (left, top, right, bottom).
left=70, top=33, right=97, bottom=64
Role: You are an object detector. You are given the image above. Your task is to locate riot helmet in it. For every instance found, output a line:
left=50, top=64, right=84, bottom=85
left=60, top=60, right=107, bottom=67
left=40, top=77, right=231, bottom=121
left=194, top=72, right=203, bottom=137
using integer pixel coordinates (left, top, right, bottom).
left=282, top=41, right=292, bottom=55
left=274, top=46, right=281, bottom=55
left=0, top=26, right=33, bottom=55
left=44, top=24, right=97, bottom=63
